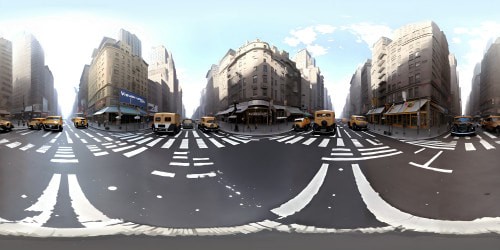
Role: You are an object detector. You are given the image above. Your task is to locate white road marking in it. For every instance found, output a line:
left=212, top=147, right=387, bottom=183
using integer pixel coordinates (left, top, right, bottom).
left=50, top=158, right=79, bottom=163
left=443, top=133, right=451, bottom=139
left=123, top=147, right=148, bottom=158
left=136, top=137, right=154, bottom=144
left=173, top=156, right=188, bottom=159
left=336, top=138, right=345, bottom=147
left=96, top=133, right=104, bottom=136
left=483, top=131, right=497, bottom=139
left=196, top=138, right=208, bottom=148
left=193, top=131, right=200, bottom=138
left=361, top=149, right=397, bottom=156
left=152, top=170, right=175, bottom=178
left=277, top=135, right=295, bottom=142
left=318, top=139, right=330, bottom=147
left=361, top=131, right=376, bottom=138
left=271, top=163, right=328, bottom=218
left=21, top=131, right=35, bottom=135
left=175, top=131, right=183, bottom=138
left=193, top=158, right=210, bottom=161
left=170, top=162, right=190, bottom=166
left=6, top=142, right=22, bottom=148
left=229, top=136, right=251, bottom=143
left=409, top=151, right=451, bottom=173
left=21, top=174, right=61, bottom=226
left=465, top=143, right=476, bottom=151
left=0, top=138, right=8, bottom=144
left=366, top=138, right=383, bottom=146
left=94, top=151, right=109, bottom=156
left=322, top=151, right=402, bottom=161
left=343, top=130, right=351, bottom=138
left=351, top=139, right=364, bottom=147
left=180, top=139, right=189, bottom=149
left=104, top=137, right=113, bottom=141
left=285, top=136, right=304, bottom=144
left=465, top=136, right=471, bottom=140
left=194, top=162, right=214, bottom=166
left=174, top=151, right=188, bottom=155
left=331, top=148, right=351, bottom=151
left=112, top=145, right=137, bottom=152
left=357, top=146, right=389, bottom=151
left=80, top=139, right=88, bottom=144
left=477, top=135, right=495, bottom=150
left=74, top=133, right=80, bottom=139
left=222, top=138, right=239, bottom=145
left=68, top=174, right=121, bottom=227
left=160, top=138, right=175, bottom=149
left=19, top=143, right=35, bottom=151
left=209, top=138, right=225, bottom=148
left=414, top=148, right=426, bottom=154
left=54, top=154, right=76, bottom=158
left=42, top=132, right=51, bottom=137
left=36, top=145, right=51, bottom=153
left=302, top=138, right=317, bottom=145
left=186, top=172, right=216, bottom=178
left=146, top=138, right=163, bottom=147
left=65, top=131, right=73, bottom=144
left=127, top=136, right=144, bottom=142
left=330, top=152, right=354, bottom=156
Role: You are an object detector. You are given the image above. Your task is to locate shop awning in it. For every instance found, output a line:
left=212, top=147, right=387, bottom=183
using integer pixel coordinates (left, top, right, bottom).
left=120, top=106, right=146, bottom=115
left=400, top=99, right=428, bottom=113
left=369, top=107, right=385, bottom=115
left=287, top=107, right=304, bottom=115
left=273, top=105, right=286, bottom=110
left=0, top=109, right=10, bottom=115
left=93, top=106, right=119, bottom=115
left=385, top=104, right=403, bottom=114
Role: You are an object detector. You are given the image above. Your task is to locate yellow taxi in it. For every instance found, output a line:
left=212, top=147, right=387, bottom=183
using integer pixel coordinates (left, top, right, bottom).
left=0, top=118, right=14, bottom=132
left=482, top=115, right=500, bottom=134
left=43, top=116, right=63, bottom=132
left=153, top=112, right=181, bottom=134
left=28, top=117, right=46, bottom=130
left=198, top=116, right=219, bottom=132
left=348, top=115, right=368, bottom=130
left=312, top=110, right=336, bottom=134
left=73, top=117, right=88, bottom=128
left=293, top=117, right=311, bottom=131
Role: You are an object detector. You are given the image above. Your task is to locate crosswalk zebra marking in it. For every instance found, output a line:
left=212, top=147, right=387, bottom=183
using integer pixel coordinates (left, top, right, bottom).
left=222, top=138, right=239, bottom=145
left=123, top=147, right=148, bottom=158
left=19, top=143, right=35, bottom=151
left=318, top=139, right=330, bottom=147
left=302, top=138, right=317, bottom=145
left=146, top=138, right=163, bottom=147
left=112, top=145, right=137, bottom=152
left=6, top=141, right=22, bottom=148
left=209, top=138, right=225, bottom=148
left=351, top=139, right=364, bottom=148
left=286, top=136, right=304, bottom=144
left=336, top=138, right=345, bottom=147
left=465, top=143, right=475, bottom=151
left=196, top=139, right=208, bottom=149
left=180, top=139, right=189, bottom=149
left=161, top=139, right=175, bottom=149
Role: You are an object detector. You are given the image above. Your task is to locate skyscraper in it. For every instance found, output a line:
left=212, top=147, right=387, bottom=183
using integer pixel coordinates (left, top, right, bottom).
left=0, top=37, right=12, bottom=115
left=12, top=34, right=53, bottom=118
left=479, top=38, right=500, bottom=116
left=119, top=29, right=142, bottom=57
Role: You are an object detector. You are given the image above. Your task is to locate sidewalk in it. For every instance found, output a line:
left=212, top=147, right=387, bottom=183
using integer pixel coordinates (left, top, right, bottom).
left=88, top=122, right=151, bottom=133
left=366, top=123, right=448, bottom=140
left=218, top=121, right=293, bottom=136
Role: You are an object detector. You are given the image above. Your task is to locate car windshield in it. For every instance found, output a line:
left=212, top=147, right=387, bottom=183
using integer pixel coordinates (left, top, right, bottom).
left=356, top=117, right=366, bottom=121
left=455, top=117, right=472, bottom=123
left=45, top=117, right=59, bottom=120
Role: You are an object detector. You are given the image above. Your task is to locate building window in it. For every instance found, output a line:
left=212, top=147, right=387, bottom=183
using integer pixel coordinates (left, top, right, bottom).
left=263, top=89, right=267, bottom=96
left=254, top=66, right=257, bottom=72
left=253, top=89, right=257, bottom=96
left=409, top=76, right=415, bottom=84
left=242, top=78, right=246, bottom=86
left=253, top=75, right=258, bottom=83
left=263, top=65, right=267, bottom=72
left=263, top=75, right=268, bottom=83
left=415, top=73, right=421, bottom=83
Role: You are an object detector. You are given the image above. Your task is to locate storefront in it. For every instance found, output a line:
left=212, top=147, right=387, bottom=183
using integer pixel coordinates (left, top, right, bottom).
left=383, top=99, right=429, bottom=129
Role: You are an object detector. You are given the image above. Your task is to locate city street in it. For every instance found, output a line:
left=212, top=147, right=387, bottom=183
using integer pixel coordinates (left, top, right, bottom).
left=1, top=120, right=500, bottom=249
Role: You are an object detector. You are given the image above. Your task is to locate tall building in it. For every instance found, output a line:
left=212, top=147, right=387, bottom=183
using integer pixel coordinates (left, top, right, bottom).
left=148, top=45, right=182, bottom=115
left=12, top=34, right=56, bottom=118
left=479, top=38, right=500, bottom=116
left=449, top=54, right=461, bottom=116
left=87, top=35, right=148, bottom=124
left=467, top=63, right=481, bottom=116
left=370, top=21, right=451, bottom=131
left=77, top=65, right=90, bottom=115
left=293, top=49, right=327, bottom=114
left=0, top=37, right=12, bottom=115
left=119, top=29, right=142, bottom=57
left=200, top=39, right=303, bottom=124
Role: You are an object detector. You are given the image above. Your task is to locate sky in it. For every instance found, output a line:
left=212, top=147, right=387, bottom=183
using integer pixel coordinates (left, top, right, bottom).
left=1, top=0, right=499, bottom=118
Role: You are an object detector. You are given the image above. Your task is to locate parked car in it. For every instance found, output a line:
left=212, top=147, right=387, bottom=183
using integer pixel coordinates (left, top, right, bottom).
left=450, top=115, right=475, bottom=135
left=293, top=117, right=310, bottom=131
left=43, top=116, right=63, bottom=132
left=152, top=112, right=181, bottom=134
left=28, top=118, right=46, bottom=130
left=198, top=116, right=219, bottom=132
left=0, top=118, right=14, bottom=132
left=482, top=115, right=500, bottom=134
left=348, top=115, right=368, bottom=130
left=182, top=119, right=195, bottom=129
left=312, top=110, right=336, bottom=134
left=73, top=117, right=88, bottom=128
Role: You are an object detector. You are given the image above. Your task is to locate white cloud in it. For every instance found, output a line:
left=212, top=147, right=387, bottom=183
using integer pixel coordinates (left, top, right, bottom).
left=315, top=24, right=336, bottom=34
left=451, top=37, right=462, bottom=44
left=284, top=36, right=301, bottom=47
left=306, top=44, right=328, bottom=57
left=288, top=26, right=317, bottom=45
left=342, top=22, right=392, bottom=48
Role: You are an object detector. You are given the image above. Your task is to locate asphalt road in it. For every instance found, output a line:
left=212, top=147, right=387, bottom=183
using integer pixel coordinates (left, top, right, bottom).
left=1, top=120, right=500, bottom=248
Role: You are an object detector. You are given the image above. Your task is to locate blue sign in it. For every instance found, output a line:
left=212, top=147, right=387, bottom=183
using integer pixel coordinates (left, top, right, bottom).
left=119, top=89, right=147, bottom=109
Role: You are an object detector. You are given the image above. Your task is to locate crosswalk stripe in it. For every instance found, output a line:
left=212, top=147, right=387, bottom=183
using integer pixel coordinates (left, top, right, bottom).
left=187, top=172, right=216, bottom=178
left=113, top=145, right=137, bottom=152
left=21, top=131, right=35, bottom=135
left=361, top=131, right=376, bottom=138
left=358, top=146, right=390, bottom=151
left=136, top=137, right=154, bottom=144
left=161, top=139, right=175, bottom=149
left=146, top=138, right=163, bottom=147
left=51, top=158, right=79, bottom=163
left=42, top=132, right=51, bottom=137
left=104, top=137, right=113, bottom=141
left=81, top=139, right=88, bottom=144
left=184, top=131, right=190, bottom=138
left=366, top=138, right=382, bottom=146
left=65, top=131, right=73, bottom=144
left=170, top=162, right=190, bottom=166
left=336, top=138, right=345, bottom=147
left=360, top=149, right=397, bottom=156
left=479, top=139, right=495, bottom=150
left=123, top=147, right=148, bottom=158
left=6, top=142, right=22, bottom=148
left=194, top=162, right=214, bottom=166
left=286, top=136, right=304, bottom=144
left=127, top=136, right=144, bottom=142
left=209, top=138, right=225, bottom=148
left=36, top=145, right=51, bottom=153
left=302, top=138, right=317, bottom=145
left=331, top=148, right=351, bottom=151
left=94, top=151, right=109, bottom=156
left=21, top=174, right=60, bottom=226
left=330, top=152, right=354, bottom=156
left=196, top=139, right=208, bottom=148
left=483, top=131, right=497, bottom=139
left=19, top=143, right=35, bottom=151
left=351, top=139, right=364, bottom=147
left=193, top=131, right=200, bottom=138
left=222, top=138, right=239, bottom=145
left=180, top=139, right=189, bottom=149
left=152, top=170, right=175, bottom=178
left=229, top=136, right=251, bottom=143
left=277, top=135, right=295, bottom=142
left=465, top=143, right=476, bottom=151
left=318, top=139, right=330, bottom=147
left=0, top=138, right=8, bottom=144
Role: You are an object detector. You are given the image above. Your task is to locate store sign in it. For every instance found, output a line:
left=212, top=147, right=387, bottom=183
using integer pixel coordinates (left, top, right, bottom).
left=119, top=89, right=146, bottom=109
